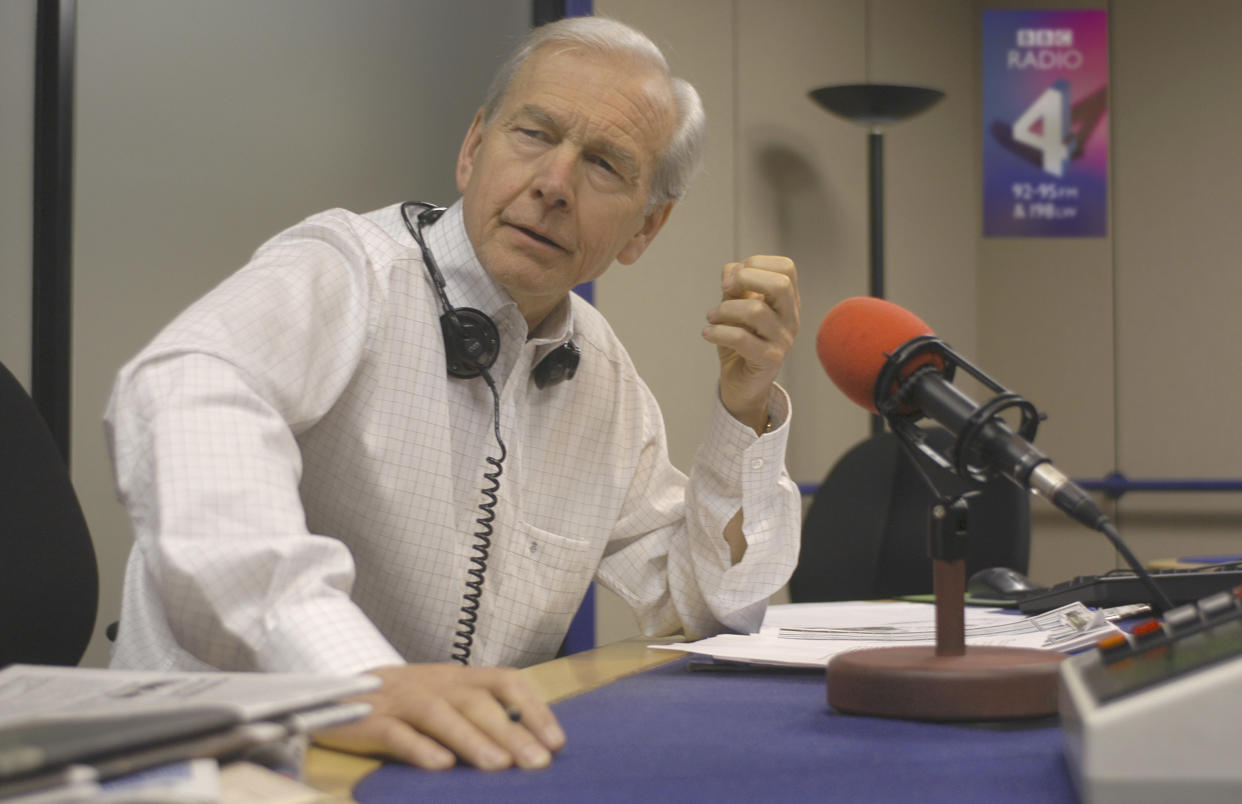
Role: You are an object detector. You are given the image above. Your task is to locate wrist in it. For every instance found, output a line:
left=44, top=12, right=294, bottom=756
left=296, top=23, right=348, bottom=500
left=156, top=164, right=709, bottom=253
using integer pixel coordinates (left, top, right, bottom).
left=725, top=400, right=770, bottom=436
left=720, top=383, right=784, bottom=436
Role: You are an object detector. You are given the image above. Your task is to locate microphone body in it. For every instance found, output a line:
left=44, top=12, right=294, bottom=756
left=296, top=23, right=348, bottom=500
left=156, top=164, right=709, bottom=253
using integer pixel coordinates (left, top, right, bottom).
left=818, top=297, right=1107, bottom=531
left=903, top=367, right=1105, bottom=530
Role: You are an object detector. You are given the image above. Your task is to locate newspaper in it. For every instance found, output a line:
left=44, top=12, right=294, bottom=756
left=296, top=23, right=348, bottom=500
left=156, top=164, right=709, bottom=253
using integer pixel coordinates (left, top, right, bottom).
left=0, top=665, right=379, bottom=728
left=0, top=665, right=378, bottom=782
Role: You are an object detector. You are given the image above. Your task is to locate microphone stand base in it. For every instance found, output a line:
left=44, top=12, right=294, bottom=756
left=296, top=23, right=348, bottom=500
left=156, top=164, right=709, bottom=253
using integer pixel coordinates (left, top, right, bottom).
left=827, top=645, right=1064, bottom=721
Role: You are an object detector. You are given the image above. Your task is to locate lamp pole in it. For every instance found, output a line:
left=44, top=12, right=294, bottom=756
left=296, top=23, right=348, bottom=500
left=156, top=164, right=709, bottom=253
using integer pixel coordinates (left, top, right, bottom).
left=809, top=83, right=945, bottom=433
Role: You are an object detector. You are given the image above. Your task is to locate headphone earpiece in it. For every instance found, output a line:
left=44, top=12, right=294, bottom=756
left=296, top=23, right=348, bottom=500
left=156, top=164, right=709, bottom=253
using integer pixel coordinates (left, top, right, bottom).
left=440, top=308, right=500, bottom=379
left=533, top=341, right=580, bottom=388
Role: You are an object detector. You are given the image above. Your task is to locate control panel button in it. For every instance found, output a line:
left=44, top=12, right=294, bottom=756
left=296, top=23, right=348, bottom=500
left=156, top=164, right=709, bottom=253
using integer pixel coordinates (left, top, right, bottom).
left=1130, top=619, right=1166, bottom=647
left=1096, top=632, right=1133, bottom=665
left=1162, top=604, right=1201, bottom=633
left=1197, top=590, right=1240, bottom=621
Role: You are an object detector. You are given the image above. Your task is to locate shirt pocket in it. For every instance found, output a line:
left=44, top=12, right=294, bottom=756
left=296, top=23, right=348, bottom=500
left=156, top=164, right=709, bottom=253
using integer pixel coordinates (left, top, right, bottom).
left=486, top=521, right=599, bottom=665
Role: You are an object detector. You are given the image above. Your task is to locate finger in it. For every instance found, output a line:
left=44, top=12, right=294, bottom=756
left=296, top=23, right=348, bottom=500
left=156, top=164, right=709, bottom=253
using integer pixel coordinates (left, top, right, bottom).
left=702, top=322, right=787, bottom=370
left=458, top=694, right=553, bottom=770
left=314, top=714, right=457, bottom=771
left=706, top=297, right=784, bottom=343
left=407, top=694, right=516, bottom=771
left=736, top=254, right=798, bottom=285
left=725, top=258, right=799, bottom=320
left=491, top=674, right=566, bottom=753
left=727, top=267, right=800, bottom=324
left=724, top=256, right=799, bottom=299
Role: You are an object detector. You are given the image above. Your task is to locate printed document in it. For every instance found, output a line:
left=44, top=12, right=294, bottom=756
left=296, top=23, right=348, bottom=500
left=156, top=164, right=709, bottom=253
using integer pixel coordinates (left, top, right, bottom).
left=652, top=600, right=1123, bottom=668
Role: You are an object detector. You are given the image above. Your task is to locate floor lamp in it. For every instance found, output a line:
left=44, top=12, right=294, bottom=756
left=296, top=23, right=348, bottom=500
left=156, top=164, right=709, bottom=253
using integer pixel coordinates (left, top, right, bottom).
left=809, top=84, right=944, bottom=436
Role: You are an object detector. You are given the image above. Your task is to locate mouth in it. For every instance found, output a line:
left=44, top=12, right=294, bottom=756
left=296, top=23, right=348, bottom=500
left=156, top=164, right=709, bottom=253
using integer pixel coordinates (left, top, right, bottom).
left=507, top=222, right=569, bottom=253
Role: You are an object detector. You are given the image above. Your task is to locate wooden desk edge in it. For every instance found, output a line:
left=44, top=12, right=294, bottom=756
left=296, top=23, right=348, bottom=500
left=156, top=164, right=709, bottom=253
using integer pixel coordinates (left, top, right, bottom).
left=523, top=634, right=684, bottom=704
left=303, top=636, right=686, bottom=801
left=1147, top=558, right=1218, bottom=570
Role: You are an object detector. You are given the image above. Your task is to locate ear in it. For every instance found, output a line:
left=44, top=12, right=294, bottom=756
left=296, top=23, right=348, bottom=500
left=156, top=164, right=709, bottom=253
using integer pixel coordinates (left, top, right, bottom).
left=616, top=202, right=674, bottom=265
left=456, top=109, right=487, bottom=194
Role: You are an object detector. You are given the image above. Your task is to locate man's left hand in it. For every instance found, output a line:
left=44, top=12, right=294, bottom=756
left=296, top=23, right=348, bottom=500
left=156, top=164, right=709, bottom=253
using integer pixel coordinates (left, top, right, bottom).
left=702, top=255, right=800, bottom=434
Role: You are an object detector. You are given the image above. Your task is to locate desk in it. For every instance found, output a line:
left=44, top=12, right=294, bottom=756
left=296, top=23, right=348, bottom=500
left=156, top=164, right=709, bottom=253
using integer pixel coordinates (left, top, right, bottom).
left=306, top=638, right=1076, bottom=803
left=302, top=638, right=681, bottom=801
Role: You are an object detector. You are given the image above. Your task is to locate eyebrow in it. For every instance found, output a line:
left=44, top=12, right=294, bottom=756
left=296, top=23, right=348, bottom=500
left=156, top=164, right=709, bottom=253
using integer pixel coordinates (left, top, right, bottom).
left=515, top=104, right=641, bottom=183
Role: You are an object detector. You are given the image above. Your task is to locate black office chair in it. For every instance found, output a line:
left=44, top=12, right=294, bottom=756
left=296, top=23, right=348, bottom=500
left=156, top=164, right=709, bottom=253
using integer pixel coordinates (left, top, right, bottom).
left=789, top=429, right=1030, bottom=602
left=0, top=360, right=99, bottom=667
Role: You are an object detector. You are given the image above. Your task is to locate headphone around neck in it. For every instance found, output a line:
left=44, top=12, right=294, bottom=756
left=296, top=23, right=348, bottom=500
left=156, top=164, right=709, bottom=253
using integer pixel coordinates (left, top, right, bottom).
left=399, top=201, right=579, bottom=386
left=401, top=201, right=500, bottom=379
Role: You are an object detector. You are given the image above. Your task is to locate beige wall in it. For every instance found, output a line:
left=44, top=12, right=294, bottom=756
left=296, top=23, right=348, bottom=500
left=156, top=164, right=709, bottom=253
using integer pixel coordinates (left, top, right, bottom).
left=594, top=0, right=1242, bottom=642
left=1110, top=0, right=1242, bottom=563
left=976, top=0, right=1242, bottom=580
left=594, top=0, right=981, bottom=640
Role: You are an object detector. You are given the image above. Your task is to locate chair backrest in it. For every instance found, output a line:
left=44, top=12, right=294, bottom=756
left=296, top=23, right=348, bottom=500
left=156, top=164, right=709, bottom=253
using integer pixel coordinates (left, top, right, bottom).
left=789, top=430, right=1030, bottom=602
left=0, top=360, right=98, bottom=667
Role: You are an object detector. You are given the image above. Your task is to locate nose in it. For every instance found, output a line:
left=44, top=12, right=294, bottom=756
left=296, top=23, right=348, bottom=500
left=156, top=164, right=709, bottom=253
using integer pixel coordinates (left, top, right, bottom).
left=530, top=147, right=576, bottom=210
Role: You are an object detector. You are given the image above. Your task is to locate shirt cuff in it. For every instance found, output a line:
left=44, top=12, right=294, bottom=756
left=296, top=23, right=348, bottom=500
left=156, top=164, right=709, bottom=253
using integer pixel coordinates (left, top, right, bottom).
left=696, top=384, right=792, bottom=499
left=257, top=595, right=405, bottom=676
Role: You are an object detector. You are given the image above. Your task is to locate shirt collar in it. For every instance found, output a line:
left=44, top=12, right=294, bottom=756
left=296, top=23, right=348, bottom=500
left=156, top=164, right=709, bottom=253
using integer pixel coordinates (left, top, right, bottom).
left=423, top=200, right=577, bottom=350
left=422, top=200, right=515, bottom=326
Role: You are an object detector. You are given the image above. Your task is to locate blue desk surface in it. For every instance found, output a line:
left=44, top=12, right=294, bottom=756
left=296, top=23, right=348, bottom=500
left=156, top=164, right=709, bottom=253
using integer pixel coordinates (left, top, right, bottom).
left=354, top=657, right=1076, bottom=803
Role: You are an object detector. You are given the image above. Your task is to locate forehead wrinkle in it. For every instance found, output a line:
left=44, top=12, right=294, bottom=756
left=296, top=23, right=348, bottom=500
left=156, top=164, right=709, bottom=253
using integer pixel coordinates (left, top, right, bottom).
left=502, top=47, right=676, bottom=191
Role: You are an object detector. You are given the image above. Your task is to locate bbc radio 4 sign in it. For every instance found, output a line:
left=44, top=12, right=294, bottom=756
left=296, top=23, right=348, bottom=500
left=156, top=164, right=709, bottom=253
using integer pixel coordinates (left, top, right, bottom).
left=983, top=10, right=1109, bottom=237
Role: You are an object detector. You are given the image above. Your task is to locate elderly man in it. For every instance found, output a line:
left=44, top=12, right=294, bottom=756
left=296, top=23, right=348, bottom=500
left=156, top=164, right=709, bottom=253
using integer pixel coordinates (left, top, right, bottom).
left=105, top=16, right=801, bottom=771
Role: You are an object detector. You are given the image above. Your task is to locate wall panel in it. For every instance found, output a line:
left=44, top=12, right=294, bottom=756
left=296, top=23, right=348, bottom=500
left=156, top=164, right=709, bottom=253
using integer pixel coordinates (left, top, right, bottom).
left=1111, top=0, right=1242, bottom=561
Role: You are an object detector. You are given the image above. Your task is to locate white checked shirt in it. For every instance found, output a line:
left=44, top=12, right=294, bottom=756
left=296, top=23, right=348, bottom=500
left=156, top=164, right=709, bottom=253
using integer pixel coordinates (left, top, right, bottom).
left=105, top=201, right=801, bottom=675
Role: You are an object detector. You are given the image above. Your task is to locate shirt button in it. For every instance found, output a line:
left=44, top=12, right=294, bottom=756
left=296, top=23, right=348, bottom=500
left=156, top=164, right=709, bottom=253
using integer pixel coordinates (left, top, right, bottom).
left=529, top=541, right=538, bottom=554
left=750, top=458, right=765, bottom=470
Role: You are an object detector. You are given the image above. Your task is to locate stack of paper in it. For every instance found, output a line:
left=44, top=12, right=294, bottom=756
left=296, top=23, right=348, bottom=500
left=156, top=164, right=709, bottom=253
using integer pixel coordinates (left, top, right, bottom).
left=652, top=600, right=1128, bottom=668
left=0, top=665, right=378, bottom=802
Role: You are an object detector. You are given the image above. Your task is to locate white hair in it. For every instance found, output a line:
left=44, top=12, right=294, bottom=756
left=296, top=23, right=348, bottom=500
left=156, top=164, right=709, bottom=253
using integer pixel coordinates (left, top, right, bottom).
left=480, top=16, right=706, bottom=211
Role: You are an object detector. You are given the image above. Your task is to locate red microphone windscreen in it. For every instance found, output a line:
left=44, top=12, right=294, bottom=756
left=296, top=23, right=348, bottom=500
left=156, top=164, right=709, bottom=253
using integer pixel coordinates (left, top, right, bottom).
left=816, top=296, right=939, bottom=413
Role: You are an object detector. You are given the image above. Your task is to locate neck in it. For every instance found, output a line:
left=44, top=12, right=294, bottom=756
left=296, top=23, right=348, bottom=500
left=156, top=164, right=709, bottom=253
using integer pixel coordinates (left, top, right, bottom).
left=523, top=294, right=572, bottom=339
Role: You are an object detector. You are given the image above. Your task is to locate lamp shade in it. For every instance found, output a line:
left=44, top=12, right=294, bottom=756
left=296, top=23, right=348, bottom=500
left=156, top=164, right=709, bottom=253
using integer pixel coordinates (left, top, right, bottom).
left=809, top=83, right=944, bottom=128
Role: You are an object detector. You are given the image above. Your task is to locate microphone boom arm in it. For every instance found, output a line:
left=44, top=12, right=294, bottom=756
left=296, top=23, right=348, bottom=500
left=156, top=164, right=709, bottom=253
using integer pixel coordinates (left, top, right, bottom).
left=876, top=336, right=1043, bottom=485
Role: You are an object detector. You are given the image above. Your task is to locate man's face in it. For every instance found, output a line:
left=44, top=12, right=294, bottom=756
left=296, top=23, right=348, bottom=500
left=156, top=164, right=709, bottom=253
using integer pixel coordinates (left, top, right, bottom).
left=456, top=46, right=676, bottom=328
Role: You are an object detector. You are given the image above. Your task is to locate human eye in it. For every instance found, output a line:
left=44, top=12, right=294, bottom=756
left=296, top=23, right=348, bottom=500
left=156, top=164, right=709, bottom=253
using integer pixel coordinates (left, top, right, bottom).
left=517, top=127, right=544, bottom=140
left=588, top=153, right=618, bottom=176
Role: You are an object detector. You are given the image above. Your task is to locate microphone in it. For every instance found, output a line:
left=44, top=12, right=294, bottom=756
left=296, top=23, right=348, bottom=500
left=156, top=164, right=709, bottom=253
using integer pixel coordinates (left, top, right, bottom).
left=816, top=296, right=1107, bottom=532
